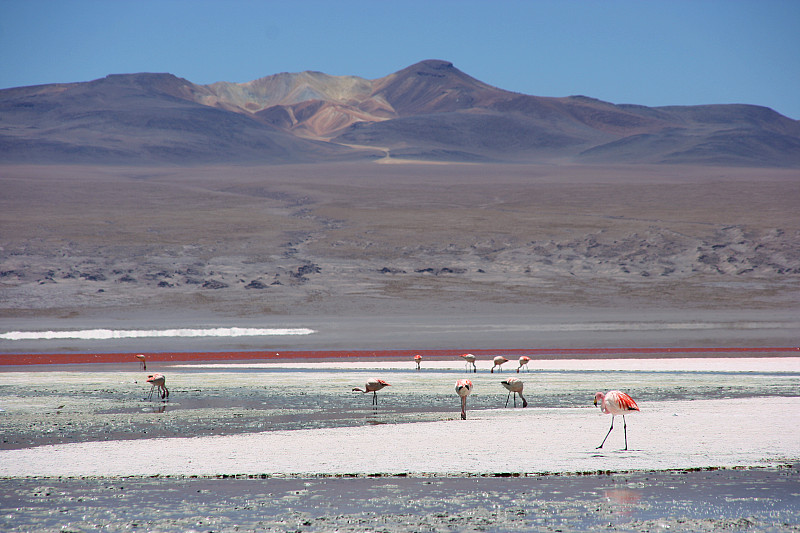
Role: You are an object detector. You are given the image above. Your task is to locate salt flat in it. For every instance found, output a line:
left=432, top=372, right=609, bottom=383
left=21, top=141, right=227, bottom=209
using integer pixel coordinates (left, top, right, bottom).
left=1, top=396, right=797, bottom=477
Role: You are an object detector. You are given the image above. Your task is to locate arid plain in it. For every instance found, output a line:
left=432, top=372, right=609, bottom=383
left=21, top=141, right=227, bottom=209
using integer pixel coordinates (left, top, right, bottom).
left=1, top=161, right=798, bottom=352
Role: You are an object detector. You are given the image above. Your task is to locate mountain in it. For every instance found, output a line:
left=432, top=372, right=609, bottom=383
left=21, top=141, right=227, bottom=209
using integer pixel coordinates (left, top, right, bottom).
left=0, top=73, right=357, bottom=164
left=2, top=59, right=799, bottom=166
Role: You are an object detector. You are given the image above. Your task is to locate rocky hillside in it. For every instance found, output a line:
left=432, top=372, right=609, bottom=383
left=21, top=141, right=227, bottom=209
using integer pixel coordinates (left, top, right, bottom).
left=2, top=60, right=799, bottom=166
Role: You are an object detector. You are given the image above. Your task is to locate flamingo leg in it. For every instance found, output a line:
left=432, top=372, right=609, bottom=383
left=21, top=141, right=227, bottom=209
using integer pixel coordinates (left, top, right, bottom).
left=372, top=391, right=378, bottom=405
left=461, top=397, right=467, bottom=420
left=597, top=415, right=615, bottom=449
left=472, top=363, right=476, bottom=373
left=623, top=415, right=628, bottom=450
left=504, top=391, right=511, bottom=407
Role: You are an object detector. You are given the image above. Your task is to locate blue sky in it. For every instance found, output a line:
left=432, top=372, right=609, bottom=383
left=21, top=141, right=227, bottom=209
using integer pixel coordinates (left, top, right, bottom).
left=2, top=0, right=798, bottom=118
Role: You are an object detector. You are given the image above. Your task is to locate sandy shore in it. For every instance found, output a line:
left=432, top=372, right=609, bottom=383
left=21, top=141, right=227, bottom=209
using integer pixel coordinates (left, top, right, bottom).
left=2, top=396, right=799, bottom=477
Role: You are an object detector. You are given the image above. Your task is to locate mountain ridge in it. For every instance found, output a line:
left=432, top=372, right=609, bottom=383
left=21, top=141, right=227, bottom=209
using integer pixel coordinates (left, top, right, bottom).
left=2, top=59, right=798, bottom=166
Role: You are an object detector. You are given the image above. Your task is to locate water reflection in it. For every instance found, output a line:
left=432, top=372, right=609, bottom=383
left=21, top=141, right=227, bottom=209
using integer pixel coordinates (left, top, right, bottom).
left=603, top=488, right=642, bottom=516
left=143, top=403, right=167, bottom=413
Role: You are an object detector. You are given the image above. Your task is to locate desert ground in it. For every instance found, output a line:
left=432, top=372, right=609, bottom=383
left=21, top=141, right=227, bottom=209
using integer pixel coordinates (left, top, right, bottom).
left=1, top=161, right=799, bottom=531
left=2, top=161, right=799, bottom=354
left=1, top=162, right=798, bottom=322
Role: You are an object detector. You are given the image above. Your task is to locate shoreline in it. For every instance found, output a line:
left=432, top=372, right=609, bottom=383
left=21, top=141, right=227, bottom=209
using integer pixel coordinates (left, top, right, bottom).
left=2, top=345, right=799, bottom=366
left=1, top=463, right=789, bottom=479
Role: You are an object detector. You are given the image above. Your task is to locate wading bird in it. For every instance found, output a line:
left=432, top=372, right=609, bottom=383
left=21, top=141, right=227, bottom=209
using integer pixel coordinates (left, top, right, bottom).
left=490, top=356, right=508, bottom=373
left=500, top=377, right=528, bottom=408
left=414, top=354, right=422, bottom=370
left=135, top=354, right=146, bottom=370
left=594, top=390, right=639, bottom=450
left=146, top=373, right=169, bottom=400
left=353, top=378, right=391, bottom=405
left=456, top=379, right=473, bottom=420
left=460, top=353, right=477, bottom=373
left=517, top=356, right=530, bottom=373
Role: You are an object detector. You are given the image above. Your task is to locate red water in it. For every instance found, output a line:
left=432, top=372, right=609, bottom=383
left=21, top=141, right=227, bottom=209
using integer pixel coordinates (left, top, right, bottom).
left=1, top=346, right=798, bottom=366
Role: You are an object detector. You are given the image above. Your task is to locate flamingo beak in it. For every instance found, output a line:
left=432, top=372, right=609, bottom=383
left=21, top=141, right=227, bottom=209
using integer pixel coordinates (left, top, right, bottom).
left=593, top=398, right=598, bottom=406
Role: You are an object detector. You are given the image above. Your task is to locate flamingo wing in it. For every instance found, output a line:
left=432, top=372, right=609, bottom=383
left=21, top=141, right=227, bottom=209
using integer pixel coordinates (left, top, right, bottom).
left=607, top=390, right=639, bottom=412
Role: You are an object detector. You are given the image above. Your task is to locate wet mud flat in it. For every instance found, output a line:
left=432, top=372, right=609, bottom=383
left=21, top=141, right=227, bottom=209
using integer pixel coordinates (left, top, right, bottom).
left=1, top=467, right=798, bottom=532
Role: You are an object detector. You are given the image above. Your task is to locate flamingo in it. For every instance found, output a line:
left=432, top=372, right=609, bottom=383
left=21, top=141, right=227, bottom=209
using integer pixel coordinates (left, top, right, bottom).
left=353, top=378, right=391, bottom=405
left=135, top=354, right=146, bottom=370
left=146, top=373, right=169, bottom=400
left=460, top=353, right=477, bottom=373
left=455, top=379, right=473, bottom=420
left=500, top=377, right=528, bottom=408
left=490, top=356, right=508, bottom=373
left=594, top=390, right=639, bottom=450
left=517, top=356, right=530, bottom=373
left=414, top=354, right=422, bottom=370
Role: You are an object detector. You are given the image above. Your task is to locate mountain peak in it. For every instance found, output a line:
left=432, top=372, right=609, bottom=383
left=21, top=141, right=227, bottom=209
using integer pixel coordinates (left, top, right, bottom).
left=371, top=60, right=501, bottom=116
left=409, top=59, right=455, bottom=71
left=82, top=72, right=201, bottom=102
left=388, top=59, right=464, bottom=81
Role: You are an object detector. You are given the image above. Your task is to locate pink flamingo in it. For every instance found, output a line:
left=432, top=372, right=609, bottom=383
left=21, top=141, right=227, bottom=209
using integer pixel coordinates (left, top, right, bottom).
left=460, top=353, right=477, bottom=373
left=456, top=379, right=473, bottom=420
left=135, top=354, right=146, bottom=370
left=353, top=378, right=391, bottom=405
left=500, top=377, right=528, bottom=408
left=414, top=354, right=422, bottom=370
left=146, top=373, right=169, bottom=400
left=490, top=356, right=508, bottom=373
left=517, top=356, right=530, bottom=373
left=594, top=390, right=639, bottom=450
